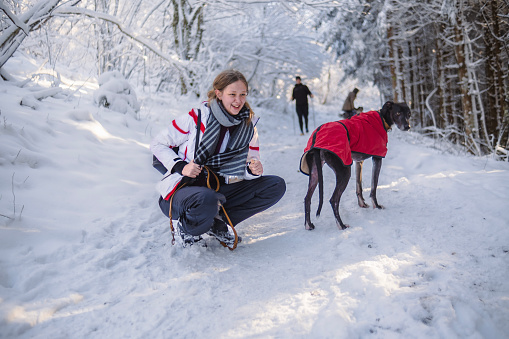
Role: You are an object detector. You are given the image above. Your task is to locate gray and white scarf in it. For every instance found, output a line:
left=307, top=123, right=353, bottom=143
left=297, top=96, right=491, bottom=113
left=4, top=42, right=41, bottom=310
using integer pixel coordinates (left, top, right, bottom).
left=194, top=99, right=254, bottom=178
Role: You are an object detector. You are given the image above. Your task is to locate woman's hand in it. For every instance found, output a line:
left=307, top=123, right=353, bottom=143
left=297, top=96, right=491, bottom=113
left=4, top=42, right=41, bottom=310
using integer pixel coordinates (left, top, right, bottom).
left=248, top=159, right=263, bottom=176
left=182, top=160, right=202, bottom=178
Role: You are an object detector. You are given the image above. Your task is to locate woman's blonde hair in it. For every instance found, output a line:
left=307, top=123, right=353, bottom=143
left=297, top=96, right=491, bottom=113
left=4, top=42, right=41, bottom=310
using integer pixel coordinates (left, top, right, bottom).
left=207, top=69, right=254, bottom=123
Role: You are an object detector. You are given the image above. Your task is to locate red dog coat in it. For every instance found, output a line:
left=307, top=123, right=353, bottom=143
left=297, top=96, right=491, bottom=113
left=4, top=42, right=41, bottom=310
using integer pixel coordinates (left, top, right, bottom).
left=300, top=111, right=389, bottom=175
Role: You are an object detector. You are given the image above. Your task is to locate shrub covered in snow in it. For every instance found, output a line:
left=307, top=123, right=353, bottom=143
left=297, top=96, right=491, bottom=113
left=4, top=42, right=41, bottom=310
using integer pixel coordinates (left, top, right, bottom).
left=93, top=71, right=140, bottom=115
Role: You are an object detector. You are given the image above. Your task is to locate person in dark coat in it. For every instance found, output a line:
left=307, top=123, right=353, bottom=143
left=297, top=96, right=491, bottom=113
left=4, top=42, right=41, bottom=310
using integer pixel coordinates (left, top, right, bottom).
left=342, top=88, right=360, bottom=119
left=291, top=76, right=314, bottom=135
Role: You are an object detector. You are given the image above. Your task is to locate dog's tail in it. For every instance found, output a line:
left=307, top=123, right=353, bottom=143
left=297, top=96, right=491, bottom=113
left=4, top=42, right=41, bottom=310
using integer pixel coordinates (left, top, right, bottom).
left=315, top=150, right=324, bottom=217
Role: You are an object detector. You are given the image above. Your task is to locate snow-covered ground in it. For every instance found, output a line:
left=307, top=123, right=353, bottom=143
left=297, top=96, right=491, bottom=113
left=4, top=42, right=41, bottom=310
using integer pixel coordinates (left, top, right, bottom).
left=1, top=56, right=508, bottom=338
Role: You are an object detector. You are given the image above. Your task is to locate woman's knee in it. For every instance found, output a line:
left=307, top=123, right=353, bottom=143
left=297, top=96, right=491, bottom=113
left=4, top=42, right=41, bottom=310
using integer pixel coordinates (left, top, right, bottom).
left=261, top=175, right=286, bottom=201
left=192, top=188, right=223, bottom=207
left=158, top=187, right=223, bottom=220
left=177, top=188, right=224, bottom=235
left=272, top=176, right=286, bottom=200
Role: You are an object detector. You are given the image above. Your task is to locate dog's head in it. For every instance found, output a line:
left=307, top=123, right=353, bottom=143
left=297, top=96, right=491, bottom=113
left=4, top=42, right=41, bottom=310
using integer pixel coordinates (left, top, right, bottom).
left=381, top=101, right=411, bottom=131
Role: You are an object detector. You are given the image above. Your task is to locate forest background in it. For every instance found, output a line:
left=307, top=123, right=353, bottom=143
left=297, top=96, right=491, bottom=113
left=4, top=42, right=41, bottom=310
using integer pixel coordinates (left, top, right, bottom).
left=1, top=1, right=509, bottom=337
left=1, top=0, right=508, bottom=157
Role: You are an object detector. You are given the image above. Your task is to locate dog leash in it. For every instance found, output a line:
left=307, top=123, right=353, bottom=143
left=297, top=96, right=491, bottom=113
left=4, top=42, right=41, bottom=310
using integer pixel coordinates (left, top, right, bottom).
left=203, top=165, right=239, bottom=250
left=168, top=166, right=238, bottom=251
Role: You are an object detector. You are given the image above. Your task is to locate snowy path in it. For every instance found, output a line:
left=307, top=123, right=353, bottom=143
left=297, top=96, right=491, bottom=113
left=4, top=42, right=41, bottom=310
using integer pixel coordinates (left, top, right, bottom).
left=1, top=90, right=508, bottom=338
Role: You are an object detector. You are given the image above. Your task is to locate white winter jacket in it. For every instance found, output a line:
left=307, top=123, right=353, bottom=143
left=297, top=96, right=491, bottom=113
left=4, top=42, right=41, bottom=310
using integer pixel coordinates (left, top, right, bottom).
left=151, top=101, right=261, bottom=199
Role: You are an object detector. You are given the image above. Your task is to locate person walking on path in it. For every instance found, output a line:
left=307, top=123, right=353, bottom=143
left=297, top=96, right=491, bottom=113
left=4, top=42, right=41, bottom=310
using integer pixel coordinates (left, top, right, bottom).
left=151, top=69, right=286, bottom=248
left=291, top=76, right=314, bottom=135
left=342, top=88, right=360, bottom=119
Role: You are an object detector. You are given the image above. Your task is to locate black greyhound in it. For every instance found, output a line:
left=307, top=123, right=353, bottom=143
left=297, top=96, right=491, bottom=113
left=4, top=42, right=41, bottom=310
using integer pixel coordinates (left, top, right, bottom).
left=301, top=101, right=411, bottom=231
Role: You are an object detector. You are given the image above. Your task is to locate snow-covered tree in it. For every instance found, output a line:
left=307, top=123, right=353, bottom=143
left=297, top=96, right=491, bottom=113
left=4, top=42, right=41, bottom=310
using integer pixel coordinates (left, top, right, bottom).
left=0, top=0, right=65, bottom=73
left=317, top=0, right=509, bottom=158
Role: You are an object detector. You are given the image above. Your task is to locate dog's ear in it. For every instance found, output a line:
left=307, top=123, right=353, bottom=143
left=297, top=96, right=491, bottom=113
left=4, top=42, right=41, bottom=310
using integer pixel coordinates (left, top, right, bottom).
left=380, top=101, right=394, bottom=116
left=383, top=101, right=394, bottom=109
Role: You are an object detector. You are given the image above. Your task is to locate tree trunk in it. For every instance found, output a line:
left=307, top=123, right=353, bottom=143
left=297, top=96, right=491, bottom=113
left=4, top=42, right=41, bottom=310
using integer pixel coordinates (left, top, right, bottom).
left=416, top=45, right=426, bottom=128
left=398, top=45, right=406, bottom=104
left=485, top=0, right=508, bottom=149
left=387, top=26, right=398, bottom=102
left=454, top=1, right=475, bottom=151
left=407, top=41, right=416, bottom=111
left=435, top=25, right=446, bottom=129
left=170, top=0, right=204, bottom=95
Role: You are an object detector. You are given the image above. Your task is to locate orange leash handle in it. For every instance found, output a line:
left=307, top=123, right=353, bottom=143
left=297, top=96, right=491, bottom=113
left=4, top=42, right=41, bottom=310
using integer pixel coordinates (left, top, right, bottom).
left=168, top=182, right=186, bottom=246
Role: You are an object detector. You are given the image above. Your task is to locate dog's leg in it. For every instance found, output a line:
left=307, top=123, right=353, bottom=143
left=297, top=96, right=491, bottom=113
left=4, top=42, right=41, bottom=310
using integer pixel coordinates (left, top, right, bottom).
left=304, top=152, right=319, bottom=230
left=325, top=152, right=351, bottom=230
left=315, top=150, right=325, bottom=218
left=355, top=161, right=369, bottom=208
left=370, top=157, right=384, bottom=209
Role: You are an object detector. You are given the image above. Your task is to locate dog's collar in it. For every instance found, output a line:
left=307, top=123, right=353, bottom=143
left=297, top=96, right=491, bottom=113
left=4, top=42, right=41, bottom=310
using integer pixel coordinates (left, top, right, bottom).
left=382, top=118, right=392, bottom=131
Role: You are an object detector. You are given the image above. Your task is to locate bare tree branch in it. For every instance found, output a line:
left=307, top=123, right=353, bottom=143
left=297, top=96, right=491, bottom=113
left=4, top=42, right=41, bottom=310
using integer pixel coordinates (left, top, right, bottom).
left=0, top=2, right=30, bottom=35
left=0, top=0, right=62, bottom=69
left=52, top=6, right=187, bottom=73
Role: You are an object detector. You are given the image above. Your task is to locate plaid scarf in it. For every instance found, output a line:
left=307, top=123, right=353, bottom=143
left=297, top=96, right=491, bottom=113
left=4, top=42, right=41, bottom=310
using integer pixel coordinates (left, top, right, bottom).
left=194, top=100, right=254, bottom=178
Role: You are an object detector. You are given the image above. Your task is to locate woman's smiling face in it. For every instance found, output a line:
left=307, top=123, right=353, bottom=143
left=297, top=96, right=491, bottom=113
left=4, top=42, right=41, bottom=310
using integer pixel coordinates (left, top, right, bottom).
left=215, top=80, right=247, bottom=116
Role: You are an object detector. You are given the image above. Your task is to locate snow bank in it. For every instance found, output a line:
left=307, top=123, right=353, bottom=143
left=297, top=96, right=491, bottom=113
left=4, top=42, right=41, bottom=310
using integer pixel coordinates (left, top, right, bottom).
left=93, top=71, right=140, bottom=117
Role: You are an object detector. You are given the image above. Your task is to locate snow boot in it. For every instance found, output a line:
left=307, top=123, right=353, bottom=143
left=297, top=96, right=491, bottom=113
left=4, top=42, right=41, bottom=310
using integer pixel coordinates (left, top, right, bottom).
left=207, top=218, right=241, bottom=247
left=174, top=222, right=206, bottom=248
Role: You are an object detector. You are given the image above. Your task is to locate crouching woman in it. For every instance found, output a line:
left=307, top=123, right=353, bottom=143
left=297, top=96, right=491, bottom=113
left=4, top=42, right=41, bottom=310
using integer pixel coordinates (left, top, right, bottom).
left=151, top=69, right=286, bottom=248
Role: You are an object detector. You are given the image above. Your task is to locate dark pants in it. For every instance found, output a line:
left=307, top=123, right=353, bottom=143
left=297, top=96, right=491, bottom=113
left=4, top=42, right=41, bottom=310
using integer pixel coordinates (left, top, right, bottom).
left=159, top=175, right=286, bottom=236
left=296, top=104, right=309, bottom=133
